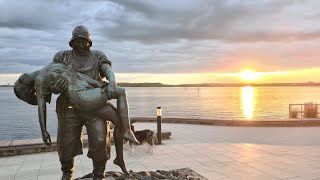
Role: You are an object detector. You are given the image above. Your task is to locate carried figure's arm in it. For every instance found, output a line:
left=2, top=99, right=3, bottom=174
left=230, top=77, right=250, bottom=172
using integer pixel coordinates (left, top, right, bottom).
left=35, top=77, right=51, bottom=146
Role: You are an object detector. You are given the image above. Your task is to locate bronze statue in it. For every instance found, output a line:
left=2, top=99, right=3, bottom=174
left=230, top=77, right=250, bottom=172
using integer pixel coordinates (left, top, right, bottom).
left=14, top=25, right=137, bottom=180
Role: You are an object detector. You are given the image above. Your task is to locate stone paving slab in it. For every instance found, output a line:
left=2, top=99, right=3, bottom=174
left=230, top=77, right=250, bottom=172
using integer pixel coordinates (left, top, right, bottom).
left=1, top=123, right=320, bottom=179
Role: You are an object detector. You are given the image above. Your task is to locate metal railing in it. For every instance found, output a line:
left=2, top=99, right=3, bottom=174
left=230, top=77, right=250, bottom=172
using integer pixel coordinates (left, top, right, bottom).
left=289, top=103, right=320, bottom=118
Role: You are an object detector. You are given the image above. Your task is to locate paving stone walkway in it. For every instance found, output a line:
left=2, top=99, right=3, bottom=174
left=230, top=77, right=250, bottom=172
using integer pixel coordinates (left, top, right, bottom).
left=1, top=123, right=320, bottom=179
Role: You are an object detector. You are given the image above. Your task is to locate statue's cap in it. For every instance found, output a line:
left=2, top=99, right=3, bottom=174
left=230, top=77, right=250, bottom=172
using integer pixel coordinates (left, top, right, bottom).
left=69, top=25, right=92, bottom=47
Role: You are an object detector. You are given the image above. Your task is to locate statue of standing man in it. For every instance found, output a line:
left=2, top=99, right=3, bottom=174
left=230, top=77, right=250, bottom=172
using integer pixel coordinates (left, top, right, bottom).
left=51, top=25, right=138, bottom=180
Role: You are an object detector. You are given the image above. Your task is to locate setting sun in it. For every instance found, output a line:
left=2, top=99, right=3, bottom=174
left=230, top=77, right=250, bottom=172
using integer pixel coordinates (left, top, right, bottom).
left=239, top=70, right=261, bottom=81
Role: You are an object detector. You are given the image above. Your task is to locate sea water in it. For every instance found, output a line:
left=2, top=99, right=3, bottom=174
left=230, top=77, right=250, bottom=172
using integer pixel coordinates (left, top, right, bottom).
left=1, top=86, right=320, bottom=140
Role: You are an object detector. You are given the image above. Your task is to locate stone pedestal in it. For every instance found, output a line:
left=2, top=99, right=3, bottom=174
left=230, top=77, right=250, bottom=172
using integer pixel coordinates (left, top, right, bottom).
left=75, top=168, right=207, bottom=180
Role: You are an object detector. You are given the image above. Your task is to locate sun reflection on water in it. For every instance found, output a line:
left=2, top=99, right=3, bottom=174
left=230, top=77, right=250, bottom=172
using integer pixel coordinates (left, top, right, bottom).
left=241, top=86, right=255, bottom=120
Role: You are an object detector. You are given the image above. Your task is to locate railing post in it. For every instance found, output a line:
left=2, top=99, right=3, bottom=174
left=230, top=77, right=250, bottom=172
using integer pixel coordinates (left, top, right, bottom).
left=157, top=107, right=162, bottom=144
left=289, top=104, right=291, bottom=118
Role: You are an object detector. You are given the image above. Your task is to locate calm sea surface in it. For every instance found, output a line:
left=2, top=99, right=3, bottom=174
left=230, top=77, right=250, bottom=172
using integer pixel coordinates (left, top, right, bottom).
left=1, top=86, right=320, bottom=141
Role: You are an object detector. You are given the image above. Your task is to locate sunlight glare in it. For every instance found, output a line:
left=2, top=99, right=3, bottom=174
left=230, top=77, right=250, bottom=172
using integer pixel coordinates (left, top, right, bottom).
left=239, top=70, right=261, bottom=81
left=241, top=86, right=255, bottom=120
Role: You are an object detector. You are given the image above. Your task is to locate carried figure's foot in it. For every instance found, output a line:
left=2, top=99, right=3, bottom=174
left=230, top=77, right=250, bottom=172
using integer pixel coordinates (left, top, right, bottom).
left=113, top=157, right=128, bottom=174
left=124, top=131, right=139, bottom=144
left=61, top=172, right=72, bottom=180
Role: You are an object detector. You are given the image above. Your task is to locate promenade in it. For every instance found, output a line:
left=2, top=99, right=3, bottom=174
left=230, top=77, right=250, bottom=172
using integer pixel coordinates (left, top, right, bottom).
left=1, top=122, right=320, bottom=179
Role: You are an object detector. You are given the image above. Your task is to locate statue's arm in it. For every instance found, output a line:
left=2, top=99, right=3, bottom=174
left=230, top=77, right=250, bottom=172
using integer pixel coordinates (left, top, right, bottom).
left=97, top=51, right=117, bottom=99
left=35, top=78, right=51, bottom=146
left=100, top=63, right=118, bottom=99
left=51, top=52, right=68, bottom=91
left=101, top=63, right=116, bottom=85
left=52, top=51, right=64, bottom=63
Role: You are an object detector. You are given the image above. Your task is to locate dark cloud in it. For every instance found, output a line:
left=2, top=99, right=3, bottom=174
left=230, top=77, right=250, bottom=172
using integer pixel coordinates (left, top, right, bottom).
left=0, top=0, right=63, bottom=30
left=0, top=0, right=101, bottom=31
left=101, top=0, right=318, bottom=43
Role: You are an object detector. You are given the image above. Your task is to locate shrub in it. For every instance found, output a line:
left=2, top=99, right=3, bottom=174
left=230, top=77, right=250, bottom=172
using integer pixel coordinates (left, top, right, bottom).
left=290, top=110, right=299, bottom=118
left=304, top=103, right=318, bottom=118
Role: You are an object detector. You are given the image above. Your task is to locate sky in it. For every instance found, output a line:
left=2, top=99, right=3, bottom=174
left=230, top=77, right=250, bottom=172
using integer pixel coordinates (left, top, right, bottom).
left=0, top=0, right=320, bottom=85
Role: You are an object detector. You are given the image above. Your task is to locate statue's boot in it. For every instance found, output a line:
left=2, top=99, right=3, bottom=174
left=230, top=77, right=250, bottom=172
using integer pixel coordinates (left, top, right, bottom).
left=93, top=175, right=105, bottom=180
left=61, top=173, right=72, bottom=180
left=61, top=159, right=74, bottom=180
left=93, top=160, right=106, bottom=180
left=124, top=130, right=140, bottom=144
left=113, top=157, right=128, bottom=173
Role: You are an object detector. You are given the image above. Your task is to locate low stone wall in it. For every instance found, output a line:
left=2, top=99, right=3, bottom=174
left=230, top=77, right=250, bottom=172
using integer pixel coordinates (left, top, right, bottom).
left=132, top=117, right=320, bottom=127
left=0, top=130, right=171, bottom=157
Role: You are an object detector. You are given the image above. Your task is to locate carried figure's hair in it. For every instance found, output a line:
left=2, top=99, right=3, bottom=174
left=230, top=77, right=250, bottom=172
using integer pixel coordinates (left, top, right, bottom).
left=14, top=73, right=38, bottom=105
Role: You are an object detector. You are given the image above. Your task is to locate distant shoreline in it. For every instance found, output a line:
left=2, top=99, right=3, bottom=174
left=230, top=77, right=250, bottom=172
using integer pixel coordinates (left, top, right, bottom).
left=118, top=82, right=320, bottom=87
left=2, top=82, right=320, bottom=87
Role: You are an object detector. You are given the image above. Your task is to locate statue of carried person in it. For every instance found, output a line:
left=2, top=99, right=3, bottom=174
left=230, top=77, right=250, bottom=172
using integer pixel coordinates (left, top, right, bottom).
left=13, top=25, right=138, bottom=180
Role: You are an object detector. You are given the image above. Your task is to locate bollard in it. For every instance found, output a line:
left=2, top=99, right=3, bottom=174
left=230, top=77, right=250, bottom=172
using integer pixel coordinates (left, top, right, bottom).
left=157, top=107, right=162, bottom=144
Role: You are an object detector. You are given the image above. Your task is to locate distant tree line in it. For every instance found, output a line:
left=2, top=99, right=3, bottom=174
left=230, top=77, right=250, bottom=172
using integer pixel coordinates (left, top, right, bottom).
left=0, top=85, right=12, bottom=87
left=2, top=82, right=320, bottom=88
left=118, top=81, right=320, bottom=87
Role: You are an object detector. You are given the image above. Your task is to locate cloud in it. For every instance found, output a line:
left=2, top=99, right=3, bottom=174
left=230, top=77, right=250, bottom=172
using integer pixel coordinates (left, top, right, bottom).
left=0, top=0, right=320, bottom=77
left=0, top=62, right=43, bottom=73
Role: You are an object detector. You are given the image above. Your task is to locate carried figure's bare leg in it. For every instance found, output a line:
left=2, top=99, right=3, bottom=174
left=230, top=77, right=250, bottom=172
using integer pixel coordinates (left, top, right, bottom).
left=116, top=87, right=139, bottom=144
left=94, top=104, right=128, bottom=173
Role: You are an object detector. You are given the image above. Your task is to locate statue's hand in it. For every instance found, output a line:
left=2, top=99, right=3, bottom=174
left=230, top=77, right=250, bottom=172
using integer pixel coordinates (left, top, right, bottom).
left=104, top=83, right=117, bottom=100
left=41, top=131, right=52, bottom=146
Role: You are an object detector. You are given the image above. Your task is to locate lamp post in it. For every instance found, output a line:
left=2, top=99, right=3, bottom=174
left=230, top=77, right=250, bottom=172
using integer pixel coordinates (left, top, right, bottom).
left=157, top=107, right=162, bottom=144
